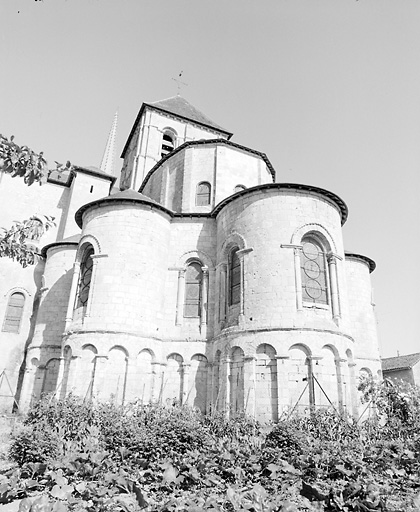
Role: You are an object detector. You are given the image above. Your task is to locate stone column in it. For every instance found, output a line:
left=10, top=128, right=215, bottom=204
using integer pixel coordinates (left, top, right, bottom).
left=181, top=363, right=191, bottom=405
left=200, top=267, right=209, bottom=327
left=237, top=248, right=253, bottom=320
left=219, top=264, right=227, bottom=324
left=86, top=255, right=101, bottom=318
left=206, top=363, right=214, bottom=414
left=175, top=269, right=186, bottom=325
left=124, top=357, right=137, bottom=403
left=276, top=356, right=291, bottom=419
left=222, top=357, right=231, bottom=416
left=335, top=358, right=345, bottom=414
left=294, top=248, right=303, bottom=311
left=151, top=361, right=161, bottom=402
left=92, top=355, right=107, bottom=400
left=157, top=362, right=167, bottom=403
left=19, top=361, right=38, bottom=412
left=65, top=262, right=80, bottom=330
left=328, top=254, right=340, bottom=320
left=55, top=357, right=66, bottom=398
left=243, top=356, right=256, bottom=416
left=347, top=361, right=358, bottom=418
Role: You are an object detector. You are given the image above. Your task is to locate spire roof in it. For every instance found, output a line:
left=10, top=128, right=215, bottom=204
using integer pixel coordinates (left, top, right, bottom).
left=100, top=111, right=118, bottom=176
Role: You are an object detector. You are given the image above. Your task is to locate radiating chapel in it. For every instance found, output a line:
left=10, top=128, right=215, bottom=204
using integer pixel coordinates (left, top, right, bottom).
left=0, top=96, right=381, bottom=419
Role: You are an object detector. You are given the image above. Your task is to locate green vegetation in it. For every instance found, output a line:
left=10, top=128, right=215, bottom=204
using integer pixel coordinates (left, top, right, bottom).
left=0, top=134, right=70, bottom=266
left=1, top=379, right=420, bottom=511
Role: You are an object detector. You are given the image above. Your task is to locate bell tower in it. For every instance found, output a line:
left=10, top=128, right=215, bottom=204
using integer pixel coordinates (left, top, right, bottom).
left=119, top=96, right=232, bottom=191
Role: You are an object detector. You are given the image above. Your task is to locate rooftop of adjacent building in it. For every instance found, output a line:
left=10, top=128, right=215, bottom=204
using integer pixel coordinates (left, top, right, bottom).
left=382, top=353, right=420, bottom=371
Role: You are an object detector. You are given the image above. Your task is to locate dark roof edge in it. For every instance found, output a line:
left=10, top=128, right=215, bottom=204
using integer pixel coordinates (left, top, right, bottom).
left=145, top=103, right=233, bottom=137
left=74, top=166, right=117, bottom=183
left=41, top=241, right=79, bottom=258
left=46, top=167, right=116, bottom=188
left=139, top=138, right=276, bottom=193
left=345, top=252, right=376, bottom=273
left=75, top=195, right=174, bottom=228
left=211, top=183, right=348, bottom=225
left=121, top=103, right=233, bottom=158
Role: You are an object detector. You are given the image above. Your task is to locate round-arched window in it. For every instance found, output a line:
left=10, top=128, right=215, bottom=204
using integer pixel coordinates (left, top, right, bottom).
left=161, top=131, right=176, bottom=158
left=300, top=238, right=328, bottom=304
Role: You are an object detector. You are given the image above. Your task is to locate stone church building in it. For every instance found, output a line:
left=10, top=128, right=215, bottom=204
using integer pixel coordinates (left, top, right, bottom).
left=0, top=96, right=381, bottom=420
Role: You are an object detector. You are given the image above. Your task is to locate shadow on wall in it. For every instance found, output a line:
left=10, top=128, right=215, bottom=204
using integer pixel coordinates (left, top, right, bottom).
left=19, top=268, right=74, bottom=408
left=13, top=259, right=45, bottom=411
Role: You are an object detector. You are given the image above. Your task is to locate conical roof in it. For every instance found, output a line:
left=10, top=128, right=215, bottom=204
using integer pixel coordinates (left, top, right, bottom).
left=75, top=189, right=174, bottom=228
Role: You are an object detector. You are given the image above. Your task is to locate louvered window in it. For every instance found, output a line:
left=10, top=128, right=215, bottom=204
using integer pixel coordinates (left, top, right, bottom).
left=161, top=132, right=175, bottom=158
left=229, top=248, right=241, bottom=306
left=300, top=239, right=328, bottom=305
left=3, top=292, right=25, bottom=333
left=76, top=247, right=94, bottom=309
left=184, top=262, right=202, bottom=317
left=196, top=182, right=211, bottom=206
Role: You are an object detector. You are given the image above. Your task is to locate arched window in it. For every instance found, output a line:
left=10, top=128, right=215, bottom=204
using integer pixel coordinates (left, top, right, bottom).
left=234, top=184, right=246, bottom=193
left=184, top=262, right=202, bottom=317
left=196, top=182, right=211, bottom=206
left=161, top=131, right=176, bottom=158
left=76, top=246, right=94, bottom=309
left=2, top=292, right=25, bottom=333
left=229, top=248, right=241, bottom=306
left=300, top=237, right=328, bottom=305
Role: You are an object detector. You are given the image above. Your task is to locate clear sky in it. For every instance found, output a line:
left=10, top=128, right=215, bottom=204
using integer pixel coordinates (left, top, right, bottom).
left=1, top=0, right=419, bottom=357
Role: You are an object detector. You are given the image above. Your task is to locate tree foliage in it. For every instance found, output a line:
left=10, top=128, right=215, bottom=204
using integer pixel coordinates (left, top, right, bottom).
left=0, top=134, right=73, bottom=186
left=0, top=216, right=56, bottom=267
left=0, top=134, right=71, bottom=266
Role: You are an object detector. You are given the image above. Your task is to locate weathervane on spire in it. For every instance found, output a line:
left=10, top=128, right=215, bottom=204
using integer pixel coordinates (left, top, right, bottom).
left=172, top=71, right=188, bottom=96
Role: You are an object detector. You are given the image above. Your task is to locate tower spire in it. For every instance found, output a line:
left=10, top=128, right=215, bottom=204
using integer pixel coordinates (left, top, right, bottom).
left=100, top=110, right=118, bottom=175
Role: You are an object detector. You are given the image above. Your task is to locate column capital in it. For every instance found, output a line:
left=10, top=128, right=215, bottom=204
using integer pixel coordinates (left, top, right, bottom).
left=237, top=247, right=253, bottom=258
left=327, top=252, right=343, bottom=263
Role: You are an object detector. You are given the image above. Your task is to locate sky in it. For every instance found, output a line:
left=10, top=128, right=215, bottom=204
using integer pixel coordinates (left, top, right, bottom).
left=1, top=0, right=419, bottom=358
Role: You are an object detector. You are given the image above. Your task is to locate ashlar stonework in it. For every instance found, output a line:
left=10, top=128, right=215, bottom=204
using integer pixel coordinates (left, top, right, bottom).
left=0, top=96, right=381, bottom=419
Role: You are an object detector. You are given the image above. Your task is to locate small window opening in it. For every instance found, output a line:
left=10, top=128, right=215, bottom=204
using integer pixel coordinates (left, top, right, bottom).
left=3, top=292, right=25, bottom=333
left=196, top=182, right=211, bottom=206
left=161, top=132, right=175, bottom=158
left=184, top=262, right=202, bottom=318
left=229, top=248, right=241, bottom=306
left=90, top=186, right=94, bottom=193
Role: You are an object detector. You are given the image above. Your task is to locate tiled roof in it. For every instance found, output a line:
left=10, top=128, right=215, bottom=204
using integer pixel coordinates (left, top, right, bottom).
left=139, top=138, right=276, bottom=191
left=147, top=96, right=230, bottom=134
left=382, top=353, right=420, bottom=371
left=344, top=252, right=376, bottom=273
left=75, top=189, right=174, bottom=228
left=121, top=96, right=233, bottom=158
